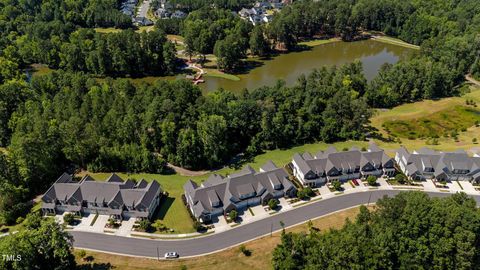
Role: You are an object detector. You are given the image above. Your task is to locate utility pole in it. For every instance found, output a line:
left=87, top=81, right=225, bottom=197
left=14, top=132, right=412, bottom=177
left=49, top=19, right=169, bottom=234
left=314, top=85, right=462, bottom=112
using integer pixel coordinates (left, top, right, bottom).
left=270, top=223, right=273, bottom=237
left=157, top=246, right=160, bottom=261
left=367, top=193, right=372, bottom=206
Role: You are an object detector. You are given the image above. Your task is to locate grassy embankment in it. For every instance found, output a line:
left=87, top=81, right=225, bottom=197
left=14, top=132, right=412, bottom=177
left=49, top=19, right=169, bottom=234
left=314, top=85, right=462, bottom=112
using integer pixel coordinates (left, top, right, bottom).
left=74, top=206, right=369, bottom=270
left=365, top=31, right=420, bottom=50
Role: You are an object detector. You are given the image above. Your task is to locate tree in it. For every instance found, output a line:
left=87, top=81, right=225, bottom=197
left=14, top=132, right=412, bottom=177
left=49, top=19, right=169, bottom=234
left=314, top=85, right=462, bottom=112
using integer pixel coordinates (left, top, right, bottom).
left=272, top=192, right=480, bottom=269
left=228, top=210, right=238, bottom=221
left=268, top=199, right=279, bottom=210
left=0, top=213, right=76, bottom=270
left=214, top=34, right=245, bottom=72
left=331, top=180, right=342, bottom=191
left=196, top=114, right=228, bottom=167
left=366, top=175, right=377, bottom=186
left=249, top=25, right=269, bottom=57
left=296, top=188, right=309, bottom=200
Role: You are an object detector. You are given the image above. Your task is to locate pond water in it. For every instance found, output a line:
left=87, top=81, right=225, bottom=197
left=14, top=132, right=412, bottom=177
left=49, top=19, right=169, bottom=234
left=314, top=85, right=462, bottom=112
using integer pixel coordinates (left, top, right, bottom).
left=199, top=39, right=415, bottom=93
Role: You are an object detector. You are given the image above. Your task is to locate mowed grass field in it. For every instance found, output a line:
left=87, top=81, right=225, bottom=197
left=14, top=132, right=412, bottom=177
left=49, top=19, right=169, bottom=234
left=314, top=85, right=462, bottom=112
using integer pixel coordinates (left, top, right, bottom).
left=75, top=206, right=368, bottom=270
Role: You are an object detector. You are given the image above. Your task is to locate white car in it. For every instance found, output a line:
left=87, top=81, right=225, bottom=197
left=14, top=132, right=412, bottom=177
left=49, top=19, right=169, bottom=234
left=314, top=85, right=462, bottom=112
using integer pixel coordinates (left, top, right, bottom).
left=165, top=252, right=179, bottom=259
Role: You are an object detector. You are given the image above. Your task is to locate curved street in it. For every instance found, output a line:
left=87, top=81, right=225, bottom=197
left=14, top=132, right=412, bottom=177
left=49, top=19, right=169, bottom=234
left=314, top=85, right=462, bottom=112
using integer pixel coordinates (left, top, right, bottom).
left=70, top=190, right=480, bottom=258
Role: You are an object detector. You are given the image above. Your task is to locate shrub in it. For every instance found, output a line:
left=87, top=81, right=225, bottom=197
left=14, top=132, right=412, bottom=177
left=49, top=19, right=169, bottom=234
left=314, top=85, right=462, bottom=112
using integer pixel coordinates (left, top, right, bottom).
left=367, top=175, right=377, bottom=186
left=63, top=213, right=75, bottom=225
left=268, top=199, right=279, bottom=210
left=239, top=244, right=251, bottom=256
left=138, top=219, right=152, bottom=231
left=78, top=250, right=86, bottom=260
left=332, top=180, right=342, bottom=191
left=473, top=138, right=478, bottom=144
left=304, top=186, right=314, bottom=197
left=193, top=220, right=204, bottom=232
left=229, top=210, right=238, bottom=221
left=395, top=174, right=407, bottom=184
left=152, top=220, right=168, bottom=232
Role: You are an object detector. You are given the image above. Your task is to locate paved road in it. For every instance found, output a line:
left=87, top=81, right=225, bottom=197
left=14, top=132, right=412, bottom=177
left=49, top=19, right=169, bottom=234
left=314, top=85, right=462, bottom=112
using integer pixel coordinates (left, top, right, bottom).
left=70, top=190, right=480, bottom=258
left=137, top=0, right=151, bottom=18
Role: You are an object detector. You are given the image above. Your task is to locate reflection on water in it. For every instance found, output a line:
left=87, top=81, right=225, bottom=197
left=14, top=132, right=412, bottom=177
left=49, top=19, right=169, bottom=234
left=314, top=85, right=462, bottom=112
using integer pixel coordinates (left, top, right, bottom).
left=200, top=39, right=414, bottom=93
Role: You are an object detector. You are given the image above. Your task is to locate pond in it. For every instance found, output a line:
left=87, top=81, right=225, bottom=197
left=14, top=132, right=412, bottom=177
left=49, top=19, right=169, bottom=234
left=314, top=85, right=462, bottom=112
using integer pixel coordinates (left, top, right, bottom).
left=199, top=39, right=415, bottom=93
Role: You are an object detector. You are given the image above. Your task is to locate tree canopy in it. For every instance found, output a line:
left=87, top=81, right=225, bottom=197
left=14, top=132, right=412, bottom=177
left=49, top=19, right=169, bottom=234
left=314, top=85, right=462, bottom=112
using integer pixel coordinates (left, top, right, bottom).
left=273, top=192, right=480, bottom=269
left=0, top=213, right=76, bottom=270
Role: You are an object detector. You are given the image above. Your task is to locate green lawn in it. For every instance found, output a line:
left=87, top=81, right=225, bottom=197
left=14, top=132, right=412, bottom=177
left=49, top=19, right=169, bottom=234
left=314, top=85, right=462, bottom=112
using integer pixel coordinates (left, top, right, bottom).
left=204, top=71, right=241, bottom=81
left=298, top=38, right=340, bottom=47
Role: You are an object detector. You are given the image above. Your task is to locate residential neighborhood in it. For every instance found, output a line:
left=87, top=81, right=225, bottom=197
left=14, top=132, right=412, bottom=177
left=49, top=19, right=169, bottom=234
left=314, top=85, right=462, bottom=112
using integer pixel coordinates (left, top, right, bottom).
left=37, top=144, right=480, bottom=241
left=41, top=173, right=163, bottom=220
left=183, top=161, right=296, bottom=223
left=1, top=0, right=480, bottom=269
left=292, top=144, right=396, bottom=187
left=396, top=147, right=480, bottom=182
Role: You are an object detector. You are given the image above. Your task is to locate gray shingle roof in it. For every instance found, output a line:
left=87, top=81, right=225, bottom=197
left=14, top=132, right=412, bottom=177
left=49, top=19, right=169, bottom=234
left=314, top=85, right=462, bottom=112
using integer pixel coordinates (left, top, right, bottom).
left=185, top=162, right=296, bottom=218
left=260, top=160, right=278, bottom=172
left=294, top=146, right=394, bottom=177
left=42, top=174, right=162, bottom=212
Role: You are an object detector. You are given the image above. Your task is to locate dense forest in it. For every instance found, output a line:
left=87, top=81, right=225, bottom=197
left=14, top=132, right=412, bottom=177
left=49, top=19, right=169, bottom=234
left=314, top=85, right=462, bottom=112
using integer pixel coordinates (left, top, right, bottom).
left=272, top=192, right=480, bottom=269
left=0, top=0, right=480, bottom=227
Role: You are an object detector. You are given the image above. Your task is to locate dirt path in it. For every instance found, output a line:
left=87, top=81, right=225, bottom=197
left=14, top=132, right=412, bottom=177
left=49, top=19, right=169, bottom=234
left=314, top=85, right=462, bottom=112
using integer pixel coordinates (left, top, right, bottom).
left=466, top=74, right=480, bottom=87
left=167, top=163, right=210, bottom=177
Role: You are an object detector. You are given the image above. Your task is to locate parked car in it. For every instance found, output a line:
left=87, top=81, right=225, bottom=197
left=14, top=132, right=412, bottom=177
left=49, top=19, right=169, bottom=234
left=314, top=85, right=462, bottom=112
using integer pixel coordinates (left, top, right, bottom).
left=165, top=252, right=179, bottom=259
left=352, top=179, right=359, bottom=186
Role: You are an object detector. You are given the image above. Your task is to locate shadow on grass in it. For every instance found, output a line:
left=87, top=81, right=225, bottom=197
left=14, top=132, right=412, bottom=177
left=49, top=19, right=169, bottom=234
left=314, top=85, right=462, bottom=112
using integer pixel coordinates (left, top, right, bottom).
left=153, top=196, right=175, bottom=220
left=77, top=263, right=113, bottom=270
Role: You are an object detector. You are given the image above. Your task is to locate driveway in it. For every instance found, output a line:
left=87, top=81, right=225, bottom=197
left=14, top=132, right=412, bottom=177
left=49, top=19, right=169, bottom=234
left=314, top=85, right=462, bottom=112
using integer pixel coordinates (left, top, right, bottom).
left=91, top=215, right=109, bottom=232
left=421, top=180, right=438, bottom=192
left=342, top=181, right=355, bottom=192
left=116, top=218, right=137, bottom=236
left=74, top=214, right=96, bottom=231
left=319, top=185, right=333, bottom=198
left=277, top=198, right=292, bottom=211
left=461, top=181, right=478, bottom=194
left=70, top=191, right=480, bottom=258
left=377, top=178, right=393, bottom=190
left=250, top=204, right=268, bottom=217
left=212, top=215, right=229, bottom=233
left=446, top=181, right=463, bottom=193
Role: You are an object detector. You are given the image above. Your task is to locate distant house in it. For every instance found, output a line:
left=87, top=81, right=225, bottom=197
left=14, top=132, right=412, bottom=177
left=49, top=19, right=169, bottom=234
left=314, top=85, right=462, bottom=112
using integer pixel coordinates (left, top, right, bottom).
left=155, top=8, right=171, bottom=19
left=41, top=174, right=162, bottom=220
left=171, top=10, right=187, bottom=19
left=395, top=147, right=480, bottom=182
left=133, top=16, right=154, bottom=26
left=292, top=144, right=396, bottom=187
left=121, top=0, right=137, bottom=17
left=184, top=161, right=296, bottom=223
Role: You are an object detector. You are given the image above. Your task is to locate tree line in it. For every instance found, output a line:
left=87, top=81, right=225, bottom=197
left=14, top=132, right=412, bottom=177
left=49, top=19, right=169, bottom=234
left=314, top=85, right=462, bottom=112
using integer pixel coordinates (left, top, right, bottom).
left=58, top=28, right=177, bottom=77
left=273, top=192, right=480, bottom=269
